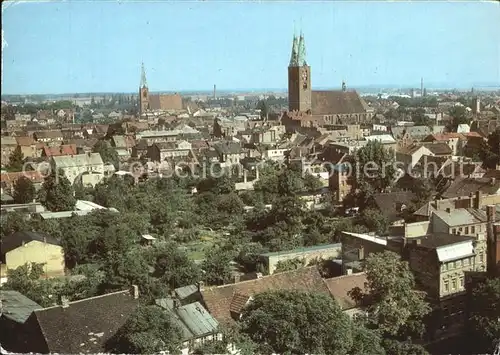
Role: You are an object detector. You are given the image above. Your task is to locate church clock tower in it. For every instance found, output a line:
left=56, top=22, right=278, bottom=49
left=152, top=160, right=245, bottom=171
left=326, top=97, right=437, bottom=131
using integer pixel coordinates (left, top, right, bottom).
left=288, top=31, right=311, bottom=112
left=139, top=62, right=149, bottom=115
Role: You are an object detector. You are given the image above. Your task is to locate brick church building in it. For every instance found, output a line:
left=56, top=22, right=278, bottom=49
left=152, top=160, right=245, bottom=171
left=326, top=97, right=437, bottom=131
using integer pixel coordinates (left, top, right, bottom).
left=139, top=63, right=183, bottom=115
left=281, top=32, right=373, bottom=133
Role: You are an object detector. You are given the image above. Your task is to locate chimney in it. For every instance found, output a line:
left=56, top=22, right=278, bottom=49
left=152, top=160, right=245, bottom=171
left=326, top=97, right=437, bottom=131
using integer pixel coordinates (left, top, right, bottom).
left=131, top=285, right=139, bottom=299
left=469, top=192, right=474, bottom=208
left=173, top=298, right=180, bottom=309
left=197, top=281, right=204, bottom=292
left=60, top=295, right=69, bottom=308
left=491, top=177, right=497, bottom=186
left=233, top=274, right=241, bottom=284
left=474, top=190, right=482, bottom=209
left=256, top=272, right=263, bottom=279
left=487, top=205, right=496, bottom=223
left=358, top=246, right=365, bottom=260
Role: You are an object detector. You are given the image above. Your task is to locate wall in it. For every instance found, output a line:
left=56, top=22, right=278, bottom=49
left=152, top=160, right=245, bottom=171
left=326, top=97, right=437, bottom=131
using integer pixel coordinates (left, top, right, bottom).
left=4, top=241, right=65, bottom=278
left=405, top=221, right=431, bottom=238
left=263, top=244, right=342, bottom=275
left=482, top=194, right=500, bottom=206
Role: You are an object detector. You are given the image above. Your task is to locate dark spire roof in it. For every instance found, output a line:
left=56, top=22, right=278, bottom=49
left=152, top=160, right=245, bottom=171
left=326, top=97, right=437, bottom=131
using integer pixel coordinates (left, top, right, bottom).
left=297, top=30, right=307, bottom=66
left=140, top=62, right=148, bottom=88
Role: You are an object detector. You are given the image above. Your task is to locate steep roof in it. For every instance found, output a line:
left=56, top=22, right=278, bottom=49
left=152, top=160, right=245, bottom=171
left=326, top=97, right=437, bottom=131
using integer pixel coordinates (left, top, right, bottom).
left=33, top=130, right=63, bottom=139
left=311, top=90, right=369, bottom=115
left=0, top=136, right=17, bottom=146
left=0, top=290, right=42, bottom=324
left=441, top=177, right=500, bottom=198
left=43, top=144, right=77, bottom=157
left=15, top=136, right=35, bottom=146
left=422, top=142, right=452, bottom=155
left=1, top=231, right=60, bottom=254
left=52, top=153, right=104, bottom=168
left=324, top=273, right=367, bottom=310
left=201, top=266, right=331, bottom=324
left=30, top=290, right=139, bottom=354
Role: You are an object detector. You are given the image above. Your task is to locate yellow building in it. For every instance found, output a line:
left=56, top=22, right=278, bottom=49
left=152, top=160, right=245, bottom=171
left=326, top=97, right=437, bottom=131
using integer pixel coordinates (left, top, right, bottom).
left=0, top=231, right=65, bottom=283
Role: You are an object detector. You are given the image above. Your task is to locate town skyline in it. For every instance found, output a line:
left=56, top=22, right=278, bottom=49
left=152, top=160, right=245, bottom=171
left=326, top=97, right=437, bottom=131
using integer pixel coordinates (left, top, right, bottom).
left=2, top=1, right=500, bottom=95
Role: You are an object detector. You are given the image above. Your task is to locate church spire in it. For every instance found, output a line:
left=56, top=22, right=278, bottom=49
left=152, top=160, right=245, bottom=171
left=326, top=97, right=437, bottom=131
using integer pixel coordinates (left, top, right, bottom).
left=140, top=62, right=148, bottom=88
left=297, top=30, right=307, bottom=66
left=289, top=33, right=299, bottom=67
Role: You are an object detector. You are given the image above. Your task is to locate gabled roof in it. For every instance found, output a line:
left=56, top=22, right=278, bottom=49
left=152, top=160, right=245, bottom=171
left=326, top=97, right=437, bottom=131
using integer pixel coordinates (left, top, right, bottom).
left=311, top=90, right=369, bottom=115
left=201, top=266, right=331, bottom=324
left=422, top=142, right=452, bottom=155
left=43, top=144, right=77, bottom=157
left=324, top=273, right=368, bottom=310
left=15, top=136, right=35, bottom=146
left=0, top=290, right=42, bottom=324
left=1, top=231, right=60, bottom=254
left=52, top=153, right=104, bottom=168
left=0, top=136, right=17, bottom=146
left=33, top=130, right=63, bottom=139
left=30, top=289, right=139, bottom=354
left=0, top=171, right=44, bottom=186
left=441, top=177, right=500, bottom=198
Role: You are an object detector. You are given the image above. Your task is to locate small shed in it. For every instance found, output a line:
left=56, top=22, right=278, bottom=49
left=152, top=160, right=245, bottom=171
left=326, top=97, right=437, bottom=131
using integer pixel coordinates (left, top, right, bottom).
left=140, top=234, right=156, bottom=246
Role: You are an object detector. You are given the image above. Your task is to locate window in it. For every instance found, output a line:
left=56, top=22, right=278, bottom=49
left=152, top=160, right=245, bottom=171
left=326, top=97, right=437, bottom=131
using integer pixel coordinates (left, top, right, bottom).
left=452, top=279, right=457, bottom=290
left=479, top=253, right=484, bottom=263
left=444, top=280, right=449, bottom=293
left=464, top=258, right=469, bottom=266
left=452, top=228, right=457, bottom=234
left=456, top=260, right=462, bottom=267
left=471, top=226, right=475, bottom=234
left=460, top=277, right=464, bottom=288
left=465, top=227, right=469, bottom=234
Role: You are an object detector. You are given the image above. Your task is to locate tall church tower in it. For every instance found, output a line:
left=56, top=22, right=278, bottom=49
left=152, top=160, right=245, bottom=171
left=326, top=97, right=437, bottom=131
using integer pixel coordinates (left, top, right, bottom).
left=288, top=31, right=311, bottom=112
left=139, top=62, right=149, bottom=115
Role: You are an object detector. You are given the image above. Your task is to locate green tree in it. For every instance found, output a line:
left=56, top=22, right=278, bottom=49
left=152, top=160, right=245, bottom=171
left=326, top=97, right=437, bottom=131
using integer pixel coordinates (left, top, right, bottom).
left=92, top=140, right=119, bottom=169
left=359, top=208, right=389, bottom=235
left=382, top=338, right=429, bottom=355
left=350, top=251, right=431, bottom=338
left=202, top=245, right=234, bottom=285
left=107, top=305, right=183, bottom=354
left=479, top=128, right=500, bottom=169
left=151, top=242, right=201, bottom=289
left=12, top=176, right=35, bottom=203
left=412, top=108, right=431, bottom=126
left=257, top=99, right=269, bottom=119
left=38, top=168, right=76, bottom=212
left=346, top=140, right=396, bottom=208
left=2, top=263, right=62, bottom=307
left=240, top=290, right=354, bottom=355
left=274, top=257, right=306, bottom=273
left=469, top=278, right=500, bottom=351
left=8, top=146, right=25, bottom=172
left=448, top=105, right=470, bottom=130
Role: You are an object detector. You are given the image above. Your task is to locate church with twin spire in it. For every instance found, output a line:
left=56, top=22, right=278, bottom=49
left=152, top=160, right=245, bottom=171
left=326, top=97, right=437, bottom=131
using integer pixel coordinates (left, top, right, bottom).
left=282, top=31, right=373, bottom=132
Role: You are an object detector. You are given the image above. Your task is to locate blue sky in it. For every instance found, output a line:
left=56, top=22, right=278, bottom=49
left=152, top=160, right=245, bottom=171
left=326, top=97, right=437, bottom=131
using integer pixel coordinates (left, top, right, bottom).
left=2, top=0, right=499, bottom=95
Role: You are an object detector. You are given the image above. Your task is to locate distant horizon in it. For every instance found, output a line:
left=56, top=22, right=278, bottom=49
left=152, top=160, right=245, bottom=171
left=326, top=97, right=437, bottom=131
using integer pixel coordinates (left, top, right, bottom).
left=2, top=83, right=500, bottom=98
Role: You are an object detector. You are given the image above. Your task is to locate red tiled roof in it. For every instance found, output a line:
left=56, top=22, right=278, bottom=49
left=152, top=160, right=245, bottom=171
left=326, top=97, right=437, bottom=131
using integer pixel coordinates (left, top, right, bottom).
left=424, top=133, right=465, bottom=141
left=0, top=171, right=44, bottom=185
left=311, top=90, right=369, bottom=115
left=229, top=292, right=251, bottom=316
left=43, top=144, right=77, bottom=157
left=201, top=266, right=331, bottom=325
left=324, top=273, right=368, bottom=310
